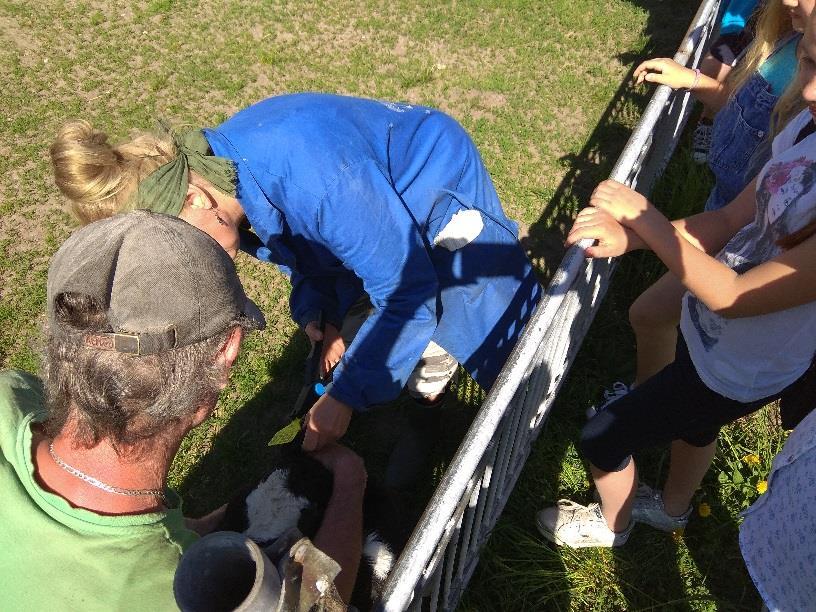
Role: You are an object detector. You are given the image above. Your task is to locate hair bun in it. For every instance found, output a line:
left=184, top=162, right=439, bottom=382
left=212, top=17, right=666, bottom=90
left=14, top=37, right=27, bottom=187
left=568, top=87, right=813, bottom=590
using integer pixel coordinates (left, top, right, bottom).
left=50, top=120, right=124, bottom=223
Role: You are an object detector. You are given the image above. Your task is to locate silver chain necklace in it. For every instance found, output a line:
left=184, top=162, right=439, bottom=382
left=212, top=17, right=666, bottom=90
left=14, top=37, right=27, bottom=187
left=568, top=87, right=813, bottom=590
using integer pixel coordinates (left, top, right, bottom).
left=48, top=442, right=168, bottom=504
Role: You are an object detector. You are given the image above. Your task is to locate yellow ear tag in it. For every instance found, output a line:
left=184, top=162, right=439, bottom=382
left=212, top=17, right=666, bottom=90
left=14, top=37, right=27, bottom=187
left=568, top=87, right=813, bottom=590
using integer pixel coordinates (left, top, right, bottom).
left=267, top=417, right=302, bottom=446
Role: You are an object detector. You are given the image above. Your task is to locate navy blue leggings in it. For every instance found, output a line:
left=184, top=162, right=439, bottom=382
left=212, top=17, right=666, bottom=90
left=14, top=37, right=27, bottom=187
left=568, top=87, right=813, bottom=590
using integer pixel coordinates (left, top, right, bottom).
left=580, top=335, right=785, bottom=473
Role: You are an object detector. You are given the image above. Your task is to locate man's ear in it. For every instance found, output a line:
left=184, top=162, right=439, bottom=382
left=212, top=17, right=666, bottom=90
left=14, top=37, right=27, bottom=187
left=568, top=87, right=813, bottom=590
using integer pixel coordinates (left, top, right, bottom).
left=216, top=326, right=244, bottom=374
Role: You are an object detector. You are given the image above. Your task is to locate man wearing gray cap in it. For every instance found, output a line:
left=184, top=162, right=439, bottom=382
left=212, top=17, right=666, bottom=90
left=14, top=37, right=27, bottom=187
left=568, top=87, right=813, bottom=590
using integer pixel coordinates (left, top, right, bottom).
left=0, top=211, right=366, bottom=610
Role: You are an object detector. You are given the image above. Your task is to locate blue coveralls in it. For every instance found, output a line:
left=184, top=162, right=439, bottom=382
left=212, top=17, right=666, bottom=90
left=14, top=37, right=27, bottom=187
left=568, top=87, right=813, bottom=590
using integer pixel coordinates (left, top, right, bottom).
left=204, top=94, right=541, bottom=410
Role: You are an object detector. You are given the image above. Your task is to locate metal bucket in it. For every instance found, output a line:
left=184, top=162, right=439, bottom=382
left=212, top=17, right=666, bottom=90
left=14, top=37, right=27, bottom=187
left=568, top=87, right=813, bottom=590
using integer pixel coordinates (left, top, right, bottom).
left=173, top=531, right=282, bottom=612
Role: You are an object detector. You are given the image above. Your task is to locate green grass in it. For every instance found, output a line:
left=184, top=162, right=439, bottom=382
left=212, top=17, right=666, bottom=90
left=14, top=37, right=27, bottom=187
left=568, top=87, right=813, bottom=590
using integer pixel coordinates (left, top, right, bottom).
left=0, top=1, right=785, bottom=610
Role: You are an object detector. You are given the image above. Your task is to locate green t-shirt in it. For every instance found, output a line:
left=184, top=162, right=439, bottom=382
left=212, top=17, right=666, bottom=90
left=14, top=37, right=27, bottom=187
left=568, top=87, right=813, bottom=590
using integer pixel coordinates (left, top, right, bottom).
left=0, top=370, right=199, bottom=611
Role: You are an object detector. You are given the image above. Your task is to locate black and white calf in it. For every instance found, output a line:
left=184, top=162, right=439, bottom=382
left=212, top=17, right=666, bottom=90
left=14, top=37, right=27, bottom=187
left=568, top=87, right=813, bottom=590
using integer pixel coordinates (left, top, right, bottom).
left=216, top=450, right=410, bottom=610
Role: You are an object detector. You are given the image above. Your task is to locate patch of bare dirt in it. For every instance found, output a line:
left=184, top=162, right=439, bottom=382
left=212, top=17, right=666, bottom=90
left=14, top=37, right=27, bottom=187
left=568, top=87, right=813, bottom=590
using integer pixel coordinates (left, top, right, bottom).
left=0, top=14, right=40, bottom=67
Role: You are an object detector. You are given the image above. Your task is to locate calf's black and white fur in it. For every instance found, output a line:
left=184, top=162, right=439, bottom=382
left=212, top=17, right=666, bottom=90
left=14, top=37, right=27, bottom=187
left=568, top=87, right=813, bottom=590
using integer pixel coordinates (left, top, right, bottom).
left=216, top=449, right=410, bottom=610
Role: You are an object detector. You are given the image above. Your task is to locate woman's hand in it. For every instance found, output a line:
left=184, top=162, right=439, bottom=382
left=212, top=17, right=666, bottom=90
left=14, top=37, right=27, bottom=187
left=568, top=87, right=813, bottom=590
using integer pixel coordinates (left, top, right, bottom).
left=633, top=58, right=697, bottom=90
left=302, top=394, right=353, bottom=452
left=184, top=503, right=228, bottom=536
left=305, top=321, right=346, bottom=377
left=566, top=207, right=641, bottom=258
left=589, top=179, right=658, bottom=226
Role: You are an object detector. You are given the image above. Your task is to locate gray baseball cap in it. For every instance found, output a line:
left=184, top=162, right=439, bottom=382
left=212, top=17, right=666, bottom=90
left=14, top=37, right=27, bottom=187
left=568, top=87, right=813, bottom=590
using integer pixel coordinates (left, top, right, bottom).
left=47, top=210, right=265, bottom=355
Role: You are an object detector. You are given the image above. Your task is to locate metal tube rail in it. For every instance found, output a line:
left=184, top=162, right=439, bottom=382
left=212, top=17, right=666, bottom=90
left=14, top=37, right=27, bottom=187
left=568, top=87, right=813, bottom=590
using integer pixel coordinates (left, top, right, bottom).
left=378, top=1, right=721, bottom=609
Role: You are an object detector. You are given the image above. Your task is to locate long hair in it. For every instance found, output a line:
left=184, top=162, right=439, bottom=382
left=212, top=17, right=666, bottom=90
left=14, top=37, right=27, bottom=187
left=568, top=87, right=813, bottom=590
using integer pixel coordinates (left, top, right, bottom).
left=770, top=73, right=807, bottom=138
left=726, top=0, right=793, bottom=94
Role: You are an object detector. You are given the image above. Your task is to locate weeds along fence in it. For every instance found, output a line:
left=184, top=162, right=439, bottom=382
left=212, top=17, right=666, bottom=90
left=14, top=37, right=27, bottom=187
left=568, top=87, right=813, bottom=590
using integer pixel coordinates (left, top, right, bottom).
left=376, top=0, right=722, bottom=610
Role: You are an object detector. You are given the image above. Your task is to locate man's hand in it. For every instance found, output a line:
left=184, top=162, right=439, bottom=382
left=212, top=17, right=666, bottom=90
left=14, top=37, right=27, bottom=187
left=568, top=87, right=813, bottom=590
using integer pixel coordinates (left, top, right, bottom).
left=589, top=179, right=658, bottom=226
left=184, top=503, right=228, bottom=536
left=304, top=321, right=346, bottom=377
left=566, top=207, right=642, bottom=258
left=302, top=394, right=353, bottom=451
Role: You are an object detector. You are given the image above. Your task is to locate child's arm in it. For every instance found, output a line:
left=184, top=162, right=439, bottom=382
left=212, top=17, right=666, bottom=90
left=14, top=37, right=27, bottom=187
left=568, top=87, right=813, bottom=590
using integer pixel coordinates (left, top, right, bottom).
left=567, top=178, right=758, bottom=258
left=589, top=180, right=816, bottom=318
left=634, top=58, right=731, bottom=113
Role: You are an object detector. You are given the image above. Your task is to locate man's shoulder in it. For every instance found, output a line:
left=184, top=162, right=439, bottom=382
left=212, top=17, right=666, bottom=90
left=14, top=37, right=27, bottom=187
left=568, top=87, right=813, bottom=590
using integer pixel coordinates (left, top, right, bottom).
left=0, top=369, right=45, bottom=425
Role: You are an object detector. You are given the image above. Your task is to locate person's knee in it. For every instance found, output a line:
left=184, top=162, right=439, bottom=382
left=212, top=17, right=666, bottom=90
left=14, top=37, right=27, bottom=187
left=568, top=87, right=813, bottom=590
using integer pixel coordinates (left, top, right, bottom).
left=628, top=280, right=683, bottom=334
left=579, top=415, right=632, bottom=473
left=629, top=290, right=663, bottom=332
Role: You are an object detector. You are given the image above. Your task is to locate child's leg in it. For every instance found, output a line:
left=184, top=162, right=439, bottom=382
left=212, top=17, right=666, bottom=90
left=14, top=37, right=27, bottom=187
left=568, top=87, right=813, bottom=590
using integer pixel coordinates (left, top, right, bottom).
left=591, top=459, right=638, bottom=532
left=580, top=335, right=775, bottom=529
left=628, top=272, right=686, bottom=387
left=662, top=439, right=718, bottom=516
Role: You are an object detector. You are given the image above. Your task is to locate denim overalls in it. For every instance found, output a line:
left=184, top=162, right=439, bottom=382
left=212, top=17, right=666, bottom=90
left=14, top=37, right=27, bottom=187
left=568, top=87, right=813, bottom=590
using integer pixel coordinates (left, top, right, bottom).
left=705, top=34, right=800, bottom=211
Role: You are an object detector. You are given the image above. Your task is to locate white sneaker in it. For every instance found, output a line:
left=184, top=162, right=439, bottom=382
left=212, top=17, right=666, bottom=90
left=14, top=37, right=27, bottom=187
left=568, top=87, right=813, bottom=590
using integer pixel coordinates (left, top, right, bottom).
left=631, top=484, right=691, bottom=532
left=692, top=122, right=713, bottom=164
left=536, top=500, right=633, bottom=548
left=586, top=381, right=630, bottom=419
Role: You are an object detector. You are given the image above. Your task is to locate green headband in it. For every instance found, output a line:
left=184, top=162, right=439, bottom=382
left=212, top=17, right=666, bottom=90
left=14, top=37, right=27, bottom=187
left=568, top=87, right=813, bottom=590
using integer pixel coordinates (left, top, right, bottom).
left=131, top=127, right=237, bottom=216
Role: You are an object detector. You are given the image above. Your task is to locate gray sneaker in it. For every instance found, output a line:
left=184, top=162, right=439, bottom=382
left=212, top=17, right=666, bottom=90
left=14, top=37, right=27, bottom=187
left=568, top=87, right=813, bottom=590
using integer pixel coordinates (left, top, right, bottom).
left=631, top=484, right=692, bottom=532
left=692, top=122, right=713, bottom=164
left=586, top=381, right=630, bottom=419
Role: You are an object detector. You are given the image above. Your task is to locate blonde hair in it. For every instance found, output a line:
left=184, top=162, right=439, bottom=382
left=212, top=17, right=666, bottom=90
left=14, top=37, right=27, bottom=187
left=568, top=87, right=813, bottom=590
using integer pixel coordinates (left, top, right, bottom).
left=726, top=0, right=793, bottom=94
left=770, top=69, right=806, bottom=137
left=50, top=121, right=177, bottom=225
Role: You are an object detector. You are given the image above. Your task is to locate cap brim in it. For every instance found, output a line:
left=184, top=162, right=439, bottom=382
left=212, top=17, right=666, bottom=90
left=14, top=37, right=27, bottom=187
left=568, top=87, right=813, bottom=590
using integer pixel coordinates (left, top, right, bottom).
left=242, top=298, right=266, bottom=331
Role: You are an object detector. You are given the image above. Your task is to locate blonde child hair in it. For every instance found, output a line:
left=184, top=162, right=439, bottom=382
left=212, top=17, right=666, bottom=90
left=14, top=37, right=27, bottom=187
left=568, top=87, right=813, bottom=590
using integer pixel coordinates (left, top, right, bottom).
left=727, top=0, right=795, bottom=93
left=49, top=121, right=176, bottom=224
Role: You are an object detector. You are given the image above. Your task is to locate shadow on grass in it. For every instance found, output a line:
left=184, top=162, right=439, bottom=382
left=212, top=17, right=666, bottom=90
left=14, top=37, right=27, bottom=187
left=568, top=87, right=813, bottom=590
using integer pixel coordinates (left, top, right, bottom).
left=176, top=328, right=309, bottom=514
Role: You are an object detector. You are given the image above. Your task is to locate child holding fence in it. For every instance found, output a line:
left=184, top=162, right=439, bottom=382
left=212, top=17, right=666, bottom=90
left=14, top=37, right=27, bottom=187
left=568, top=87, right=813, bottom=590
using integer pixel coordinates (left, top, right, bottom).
left=589, top=0, right=811, bottom=412
left=535, top=15, right=816, bottom=547
left=690, top=0, right=761, bottom=163
left=635, top=0, right=805, bottom=213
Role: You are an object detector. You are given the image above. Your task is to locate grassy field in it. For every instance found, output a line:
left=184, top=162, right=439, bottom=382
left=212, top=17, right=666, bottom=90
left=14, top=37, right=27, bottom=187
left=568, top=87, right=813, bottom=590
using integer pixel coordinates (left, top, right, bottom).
left=0, top=0, right=783, bottom=610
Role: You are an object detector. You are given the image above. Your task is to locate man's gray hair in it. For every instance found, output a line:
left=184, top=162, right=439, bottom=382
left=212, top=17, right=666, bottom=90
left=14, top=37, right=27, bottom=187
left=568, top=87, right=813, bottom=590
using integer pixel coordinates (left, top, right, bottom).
left=43, top=292, right=242, bottom=452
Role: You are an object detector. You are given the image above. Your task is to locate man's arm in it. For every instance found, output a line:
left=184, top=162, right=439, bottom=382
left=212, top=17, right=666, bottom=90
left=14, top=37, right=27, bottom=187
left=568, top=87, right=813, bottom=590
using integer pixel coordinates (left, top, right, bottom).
left=309, top=444, right=367, bottom=604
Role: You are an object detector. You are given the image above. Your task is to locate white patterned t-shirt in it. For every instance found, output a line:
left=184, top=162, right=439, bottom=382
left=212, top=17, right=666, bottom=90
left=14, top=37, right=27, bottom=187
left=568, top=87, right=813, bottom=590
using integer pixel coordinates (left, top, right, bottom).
left=680, top=108, right=816, bottom=401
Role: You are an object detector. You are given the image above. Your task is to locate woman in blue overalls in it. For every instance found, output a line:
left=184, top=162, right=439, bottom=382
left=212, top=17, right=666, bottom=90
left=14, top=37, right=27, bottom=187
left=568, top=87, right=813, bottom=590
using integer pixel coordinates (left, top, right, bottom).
left=50, top=93, right=542, bottom=455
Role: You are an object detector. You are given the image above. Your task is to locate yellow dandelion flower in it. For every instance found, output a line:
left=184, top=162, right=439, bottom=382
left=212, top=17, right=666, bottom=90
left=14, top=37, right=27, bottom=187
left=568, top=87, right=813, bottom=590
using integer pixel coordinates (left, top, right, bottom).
left=743, top=454, right=761, bottom=466
left=756, top=480, right=768, bottom=494
left=697, top=502, right=712, bottom=517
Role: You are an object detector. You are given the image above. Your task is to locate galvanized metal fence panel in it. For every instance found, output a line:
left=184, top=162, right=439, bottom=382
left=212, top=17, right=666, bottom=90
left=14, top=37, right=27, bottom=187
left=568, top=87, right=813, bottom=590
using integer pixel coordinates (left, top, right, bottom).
left=377, top=1, right=722, bottom=609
